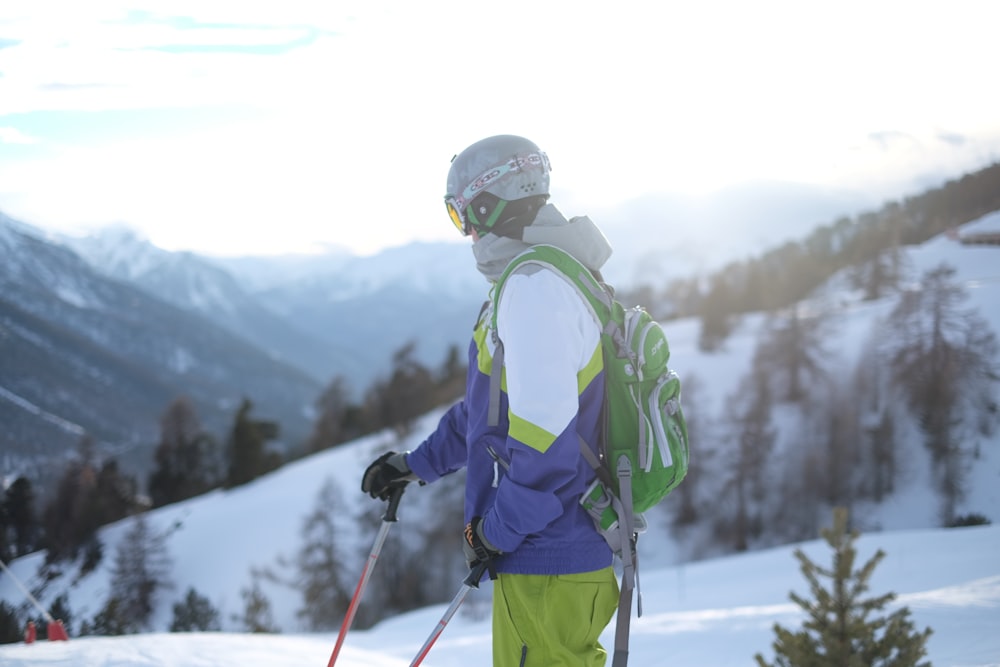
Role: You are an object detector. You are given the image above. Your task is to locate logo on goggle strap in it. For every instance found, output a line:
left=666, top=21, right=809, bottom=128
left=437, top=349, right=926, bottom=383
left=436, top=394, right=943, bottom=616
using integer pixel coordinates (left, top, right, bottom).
left=456, top=152, right=548, bottom=209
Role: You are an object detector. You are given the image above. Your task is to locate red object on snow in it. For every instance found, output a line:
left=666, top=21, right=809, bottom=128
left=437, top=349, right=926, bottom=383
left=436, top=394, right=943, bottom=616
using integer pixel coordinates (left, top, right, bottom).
left=47, top=620, right=69, bottom=641
left=24, top=621, right=36, bottom=644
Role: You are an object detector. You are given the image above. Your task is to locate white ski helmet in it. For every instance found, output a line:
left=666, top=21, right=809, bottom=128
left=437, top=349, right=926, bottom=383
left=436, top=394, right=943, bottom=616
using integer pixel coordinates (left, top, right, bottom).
left=445, top=135, right=551, bottom=237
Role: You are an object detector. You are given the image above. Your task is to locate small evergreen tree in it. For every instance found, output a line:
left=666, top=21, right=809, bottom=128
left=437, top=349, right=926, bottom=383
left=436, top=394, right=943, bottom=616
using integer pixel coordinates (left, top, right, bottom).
left=363, top=341, right=436, bottom=437
left=233, top=575, right=280, bottom=633
left=149, top=396, right=219, bottom=507
left=225, top=398, right=281, bottom=488
left=307, top=375, right=360, bottom=453
left=80, top=535, right=104, bottom=577
left=89, top=597, right=129, bottom=636
left=170, top=588, right=221, bottom=632
left=698, top=273, right=736, bottom=352
left=4, top=476, right=38, bottom=557
left=755, top=508, right=933, bottom=667
left=0, top=601, right=22, bottom=644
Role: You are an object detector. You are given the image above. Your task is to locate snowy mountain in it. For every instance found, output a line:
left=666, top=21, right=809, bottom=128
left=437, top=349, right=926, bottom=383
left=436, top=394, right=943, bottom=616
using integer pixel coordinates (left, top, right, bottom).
left=60, top=226, right=362, bottom=384
left=0, top=214, right=321, bottom=489
left=59, top=225, right=487, bottom=390
left=1, top=211, right=998, bottom=666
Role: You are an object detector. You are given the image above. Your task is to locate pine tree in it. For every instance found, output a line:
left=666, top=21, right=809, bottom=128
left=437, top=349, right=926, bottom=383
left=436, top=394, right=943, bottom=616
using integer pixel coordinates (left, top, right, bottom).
left=149, top=396, right=219, bottom=507
left=698, top=273, right=736, bottom=352
left=307, top=376, right=357, bottom=453
left=225, top=398, right=281, bottom=488
left=3, top=476, right=38, bottom=557
left=170, top=588, right=221, bottom=632
left=363, top=341, right=436, bottom=437
left=41, top=442, right=139, bottom=563
left=755, top=508, right=933, bottom=667
left=0, top=601, right=21, bottom=645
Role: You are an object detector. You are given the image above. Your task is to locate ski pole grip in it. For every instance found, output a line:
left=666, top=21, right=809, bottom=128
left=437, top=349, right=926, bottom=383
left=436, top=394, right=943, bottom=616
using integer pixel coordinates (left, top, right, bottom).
left=383, top=484, right=405, bottom=522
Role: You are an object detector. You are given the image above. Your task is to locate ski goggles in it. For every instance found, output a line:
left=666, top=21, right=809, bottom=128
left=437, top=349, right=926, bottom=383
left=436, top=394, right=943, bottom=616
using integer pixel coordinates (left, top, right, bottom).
left=446, top=197, right=470, bottom=236
left=444, top=151, right=549, bottom=236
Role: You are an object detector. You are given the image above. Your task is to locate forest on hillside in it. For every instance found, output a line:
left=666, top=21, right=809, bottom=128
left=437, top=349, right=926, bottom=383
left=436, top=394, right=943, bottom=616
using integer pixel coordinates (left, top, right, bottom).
left=636, top=161, right=1000, bottom=348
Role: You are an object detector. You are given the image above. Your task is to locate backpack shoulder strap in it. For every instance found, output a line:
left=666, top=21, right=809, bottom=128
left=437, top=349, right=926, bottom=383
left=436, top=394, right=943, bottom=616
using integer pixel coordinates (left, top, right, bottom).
left=491, top=244, right=613, bottom=332
left=487, top=244, right=612, bottom=428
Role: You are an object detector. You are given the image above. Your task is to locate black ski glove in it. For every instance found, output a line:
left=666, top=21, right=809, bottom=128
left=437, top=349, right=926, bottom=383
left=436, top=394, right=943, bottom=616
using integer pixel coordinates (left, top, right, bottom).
left=463, top=516, right=502, bottom=570
left=361, top=451, right=418, bottom=500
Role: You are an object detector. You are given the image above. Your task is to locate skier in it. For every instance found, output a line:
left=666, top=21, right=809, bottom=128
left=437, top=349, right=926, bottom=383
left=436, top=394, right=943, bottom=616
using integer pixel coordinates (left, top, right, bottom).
left=24, top=620, right=36, bottom=644
left=363, top=135, right=619, bottom=666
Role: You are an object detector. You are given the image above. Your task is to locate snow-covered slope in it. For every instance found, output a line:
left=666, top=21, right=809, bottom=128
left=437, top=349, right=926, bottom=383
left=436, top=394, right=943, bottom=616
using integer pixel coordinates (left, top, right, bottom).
left=1, top=518, right=997, bottom=666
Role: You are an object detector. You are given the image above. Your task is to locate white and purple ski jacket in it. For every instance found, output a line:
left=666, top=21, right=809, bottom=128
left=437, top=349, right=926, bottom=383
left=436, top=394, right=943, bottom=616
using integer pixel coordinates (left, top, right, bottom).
left=406, top=211, right=614, bottom=575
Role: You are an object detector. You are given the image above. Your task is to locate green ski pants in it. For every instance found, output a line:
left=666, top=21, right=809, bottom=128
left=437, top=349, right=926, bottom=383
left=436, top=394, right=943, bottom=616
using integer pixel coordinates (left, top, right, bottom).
left=491, top=566, right=619, bottom=667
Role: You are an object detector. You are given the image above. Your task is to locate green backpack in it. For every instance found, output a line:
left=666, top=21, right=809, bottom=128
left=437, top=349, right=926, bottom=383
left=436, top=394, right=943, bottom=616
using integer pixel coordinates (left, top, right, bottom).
left=488, top=243, right=690, bottom=667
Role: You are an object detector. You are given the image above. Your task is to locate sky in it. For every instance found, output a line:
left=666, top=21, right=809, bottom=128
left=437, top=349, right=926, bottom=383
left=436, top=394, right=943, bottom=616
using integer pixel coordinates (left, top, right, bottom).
left=1, top=1, right=998, bottom=257
left=1, top=211, right=999, bottom=666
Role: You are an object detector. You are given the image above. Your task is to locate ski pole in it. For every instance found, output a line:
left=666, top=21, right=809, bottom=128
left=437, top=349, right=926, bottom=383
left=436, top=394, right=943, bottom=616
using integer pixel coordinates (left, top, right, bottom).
left=326, top=484, right=405, bottom=667
left=408, top=560, right=490, bottom=667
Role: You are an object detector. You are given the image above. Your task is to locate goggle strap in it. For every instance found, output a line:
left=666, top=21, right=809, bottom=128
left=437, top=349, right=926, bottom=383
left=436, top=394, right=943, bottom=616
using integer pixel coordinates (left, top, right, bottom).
left=468, top=198, right=508, bottom=232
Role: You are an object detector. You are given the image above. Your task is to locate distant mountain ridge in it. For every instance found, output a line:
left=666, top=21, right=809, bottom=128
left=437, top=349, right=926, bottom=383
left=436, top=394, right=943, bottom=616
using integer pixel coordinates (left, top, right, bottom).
left=60, top=227, right=488, bottom=388
left=0, top=212, right=322, bottom=491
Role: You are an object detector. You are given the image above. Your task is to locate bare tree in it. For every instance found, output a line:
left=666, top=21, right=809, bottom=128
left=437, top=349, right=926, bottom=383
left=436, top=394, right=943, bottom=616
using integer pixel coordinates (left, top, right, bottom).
left=98, top=513, right=173, bottom=634
left=881, top=264, right=1000, bottom=521
left=295, top=478, right=351, bottom=631
left=754, top=305, right=831, bottom=403
left=714, top=366, right=777, bottom=552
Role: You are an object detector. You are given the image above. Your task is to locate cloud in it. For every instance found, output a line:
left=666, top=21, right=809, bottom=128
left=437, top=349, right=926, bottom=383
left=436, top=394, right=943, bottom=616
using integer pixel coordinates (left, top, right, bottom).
left=867, top=131, right=919, bottom=152
left=0, top=127, right=37, bottom=144
left=0, top=38, right=22, bottom=50
left=116, top=10, right=330, bottom=55
left=937, top=131, right=967, bottom=147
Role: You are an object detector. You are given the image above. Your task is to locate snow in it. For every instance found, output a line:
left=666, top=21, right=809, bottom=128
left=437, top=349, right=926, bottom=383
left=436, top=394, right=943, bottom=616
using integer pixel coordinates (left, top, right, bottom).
left=0, top=525, right=997, bottom=666
left=2, top=212, right=1000, bottom=666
